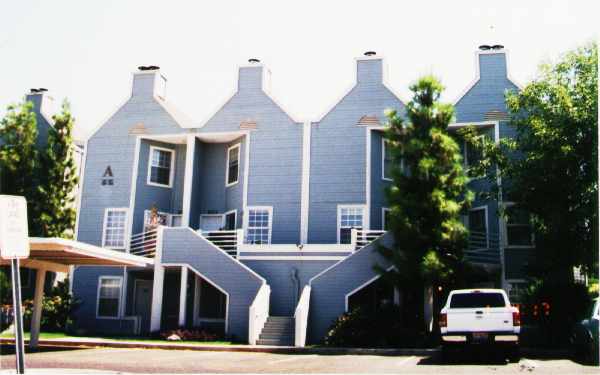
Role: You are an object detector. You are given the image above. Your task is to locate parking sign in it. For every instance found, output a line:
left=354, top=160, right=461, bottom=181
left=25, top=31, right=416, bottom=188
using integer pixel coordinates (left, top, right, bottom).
left=0, top=195, right=30, bottom=259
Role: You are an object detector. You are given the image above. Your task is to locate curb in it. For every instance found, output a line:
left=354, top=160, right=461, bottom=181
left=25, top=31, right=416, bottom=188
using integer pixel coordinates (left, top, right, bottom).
left=0, top=338, right=570, bottom=358
left=0, top=338, right=437, bottom=356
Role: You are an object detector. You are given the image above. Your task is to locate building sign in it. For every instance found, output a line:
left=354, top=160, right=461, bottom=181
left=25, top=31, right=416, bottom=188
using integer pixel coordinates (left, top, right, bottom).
left=0, top=195, right=30, bottom=260
left=102, top=166, right=114, bottom=185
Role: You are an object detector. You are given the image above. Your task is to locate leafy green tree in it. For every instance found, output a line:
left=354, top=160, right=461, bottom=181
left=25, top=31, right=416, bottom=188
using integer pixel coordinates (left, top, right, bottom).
left=379, top=76, right=474, bottom=332
left=463, top=43, right=598, bottom=344
left=0, top=101, right=38, bottom=202
left=36, top=101, right=79, bottom=238
left=465, top=42, right=598, bottom=281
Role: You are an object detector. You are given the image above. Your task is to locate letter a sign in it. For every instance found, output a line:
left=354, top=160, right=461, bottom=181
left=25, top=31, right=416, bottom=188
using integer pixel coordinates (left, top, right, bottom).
left=0, top=195, right=30, bottom=259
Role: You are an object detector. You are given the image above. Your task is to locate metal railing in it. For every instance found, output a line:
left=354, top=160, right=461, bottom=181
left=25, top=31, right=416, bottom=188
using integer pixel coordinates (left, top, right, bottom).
left=464, top=230, right=501, bottom=264
left=200, top=229, right=244, bottom=258
left=352, top=229, right=386, bottom=251
left=129, top=228, right=159, bottom=258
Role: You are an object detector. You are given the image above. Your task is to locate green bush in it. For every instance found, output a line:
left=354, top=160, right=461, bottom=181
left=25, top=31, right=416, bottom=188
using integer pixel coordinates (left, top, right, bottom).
left=324, top=304, right=427, bottom=348
left=521, top=279, right=593, bottom=348
left=23, top=278, right=79, bottom=332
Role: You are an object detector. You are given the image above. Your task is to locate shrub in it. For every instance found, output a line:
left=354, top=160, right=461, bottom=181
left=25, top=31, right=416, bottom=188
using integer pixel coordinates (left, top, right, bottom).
left=520, top=279, right=593, bottom=347
left=324, top=304, right=427, bottom=348
left=23, top=278, right=79, bottom=332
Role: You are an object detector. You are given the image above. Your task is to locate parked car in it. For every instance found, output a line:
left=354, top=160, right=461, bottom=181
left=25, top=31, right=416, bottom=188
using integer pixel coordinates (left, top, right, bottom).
left=439, top=289, right=520, bottom=361
left=571, top=297, right=599, bottom=365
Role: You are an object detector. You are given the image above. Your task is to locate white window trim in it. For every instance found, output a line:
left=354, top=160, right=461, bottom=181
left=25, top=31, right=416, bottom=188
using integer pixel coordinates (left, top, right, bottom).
left=337, top=204, right=366, bottom=244
left=101, top=208, right=129, bottom=250
left=468, top=205, right=489, bottom=249
left=225, top=143, right=241, bottom=187
left=224, top=209, right=237, bottom=230
left=381, top=207, right=391, bottom=231
left=96, top=276, right=123, bottom=319
left=147, top=145, right=176, bottom=188
left=502, top=202, right=535, bottom=249
left=381, top=138, right=393, bottom=181
left=244, top=206, right=273, bottom=244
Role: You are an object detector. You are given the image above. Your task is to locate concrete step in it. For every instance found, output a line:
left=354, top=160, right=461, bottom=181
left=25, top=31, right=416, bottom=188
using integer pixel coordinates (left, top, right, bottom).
left=260, top=328, right=294, bottom=334
left=259, top=333, right=294, bottom=340
left=256, top=338, right=294, bottom=346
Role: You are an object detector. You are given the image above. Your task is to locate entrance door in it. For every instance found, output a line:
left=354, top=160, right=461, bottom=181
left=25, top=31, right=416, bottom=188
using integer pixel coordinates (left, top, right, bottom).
left=133, top=279, right=153, bottom=333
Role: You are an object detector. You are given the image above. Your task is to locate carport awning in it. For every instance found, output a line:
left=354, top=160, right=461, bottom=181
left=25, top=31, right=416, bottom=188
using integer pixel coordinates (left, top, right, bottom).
left=0, top=237, right=154, bottom=273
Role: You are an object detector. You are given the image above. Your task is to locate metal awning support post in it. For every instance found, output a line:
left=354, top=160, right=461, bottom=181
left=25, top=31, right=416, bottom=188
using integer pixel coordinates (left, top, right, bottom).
left=29, top=268, right=46, bottom=349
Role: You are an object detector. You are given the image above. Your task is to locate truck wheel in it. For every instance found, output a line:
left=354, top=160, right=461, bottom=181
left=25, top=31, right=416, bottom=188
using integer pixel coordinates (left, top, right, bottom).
left=507, top=346, right=520, bottom=363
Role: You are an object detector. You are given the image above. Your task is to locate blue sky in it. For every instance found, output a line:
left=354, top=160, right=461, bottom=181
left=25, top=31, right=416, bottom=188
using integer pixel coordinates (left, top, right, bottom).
left=1, top=0, right=597, bottom=139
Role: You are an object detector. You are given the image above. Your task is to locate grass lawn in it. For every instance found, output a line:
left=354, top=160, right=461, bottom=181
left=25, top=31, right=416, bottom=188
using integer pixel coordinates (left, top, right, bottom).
left=0, top=331, right=233, bottom=345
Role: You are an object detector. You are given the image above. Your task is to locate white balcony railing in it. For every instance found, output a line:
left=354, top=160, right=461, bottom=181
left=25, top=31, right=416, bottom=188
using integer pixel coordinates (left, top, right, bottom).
left=294, top=285, right=311, bottom=347
left=129, top=228, right=159, bottom=258
left=200, top=229, right=244, bottom=258
left=464, top=230, right=501, bottom=264
left=352, top=229, right=386, bottom=250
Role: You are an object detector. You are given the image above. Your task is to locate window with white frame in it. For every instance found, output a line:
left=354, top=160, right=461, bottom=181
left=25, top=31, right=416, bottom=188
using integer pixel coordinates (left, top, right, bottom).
left=102, top=208, right=128, bottom=249
left=97, top=276, right=122, bottom=318
left=382, top=208, right=391, bottom=231
left=246, top=207, right=272, bottom=244
left=338, top=205, right=365, bottom=244
left=468, top=207, right=488, bottom=249
left=148, top=146, right=174, bottom=187
left=382, top=139, right=393, bottom=181
left=505, top=205, right=533, bottom=247
left=225, top=144, right=240, bottom=186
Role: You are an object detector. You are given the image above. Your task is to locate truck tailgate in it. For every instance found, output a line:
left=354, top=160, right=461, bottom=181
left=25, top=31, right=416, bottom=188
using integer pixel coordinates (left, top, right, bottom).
left=447, top=308, right=514, bottom=332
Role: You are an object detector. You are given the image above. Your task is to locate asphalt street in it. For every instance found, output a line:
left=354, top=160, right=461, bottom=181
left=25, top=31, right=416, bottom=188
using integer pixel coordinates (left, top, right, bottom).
left=0, top=346, right=597, bottom=374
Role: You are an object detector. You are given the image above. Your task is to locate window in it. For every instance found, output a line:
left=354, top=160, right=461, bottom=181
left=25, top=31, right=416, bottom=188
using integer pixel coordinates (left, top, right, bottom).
left=449, top=292, right=507, bottom=308
left=338, top=205, right=365, bottom=244
left=147, top=146, right=175, bottom=187
left=382, top=139, right=393, bottom=181
left=463, top=137, right=484, bottom=168
left=468, top=207, right=488, bottom=249
left=97, top=276, right=122, bottom=318
left=505, top=205, right=533, bottom=247
left=102, top=208, right=128, bottom=249
left=382, top=208, right=391, bottom=231
left=245, top=207, right=272, bottom=244
left=224, top=210, right=237, bottom=230
left=225, top=144, right=240, bottom=187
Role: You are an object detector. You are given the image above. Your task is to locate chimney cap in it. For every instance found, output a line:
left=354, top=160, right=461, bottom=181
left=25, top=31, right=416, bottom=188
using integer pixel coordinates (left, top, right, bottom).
left=29, top=88, right=47, bottom=94
left=137, top=65, right=160, bottom=71
left=248, top=58, right=260, bottom=64
left=364, top=51, right=377, bottom=56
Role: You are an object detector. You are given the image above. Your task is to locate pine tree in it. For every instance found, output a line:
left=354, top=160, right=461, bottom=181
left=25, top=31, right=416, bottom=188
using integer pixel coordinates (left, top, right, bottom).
left=0, top=100, right=40, bottom=230
left=36, top=101, right=79, bottom=238
left=378, top=76, right=473, bottom=332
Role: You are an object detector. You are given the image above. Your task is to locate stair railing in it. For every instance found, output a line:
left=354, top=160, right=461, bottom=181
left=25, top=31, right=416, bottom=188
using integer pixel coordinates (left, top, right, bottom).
left=294, top=285, right=311, bottom=347
left=352, top=229, right=386, bottom=251
left=248, top=283, right=271, bottom=345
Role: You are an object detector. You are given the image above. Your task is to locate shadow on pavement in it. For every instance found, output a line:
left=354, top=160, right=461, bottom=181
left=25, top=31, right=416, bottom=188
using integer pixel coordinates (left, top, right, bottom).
left=417, top=350, right=512, bottom=366
left=0, top=344, right=89, bottom=355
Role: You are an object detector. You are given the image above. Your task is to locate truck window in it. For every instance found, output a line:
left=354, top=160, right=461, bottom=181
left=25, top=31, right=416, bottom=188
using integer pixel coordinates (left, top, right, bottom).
left=449, top=293, right=506, bottom=308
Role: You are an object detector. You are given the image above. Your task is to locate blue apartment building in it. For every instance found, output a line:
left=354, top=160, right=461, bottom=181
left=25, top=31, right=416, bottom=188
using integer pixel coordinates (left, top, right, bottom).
left=69, top=46, right=533, bottom=345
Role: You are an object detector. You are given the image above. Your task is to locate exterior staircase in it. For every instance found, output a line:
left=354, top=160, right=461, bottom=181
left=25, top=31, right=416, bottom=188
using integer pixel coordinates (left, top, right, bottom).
left=256, top=316, right=295, bottom=346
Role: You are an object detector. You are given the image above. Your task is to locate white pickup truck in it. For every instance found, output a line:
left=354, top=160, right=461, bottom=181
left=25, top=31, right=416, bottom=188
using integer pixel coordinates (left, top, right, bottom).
left=439, top=289, right=520, bottom=358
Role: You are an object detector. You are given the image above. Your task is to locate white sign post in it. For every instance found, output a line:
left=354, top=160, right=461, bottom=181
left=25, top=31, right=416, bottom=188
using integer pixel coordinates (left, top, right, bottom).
left=0, top=195, right=30, bottom=375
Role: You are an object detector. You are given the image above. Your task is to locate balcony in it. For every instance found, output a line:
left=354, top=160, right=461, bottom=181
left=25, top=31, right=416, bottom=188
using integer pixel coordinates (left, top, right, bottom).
left=464, top=230, right=501, bottom=264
